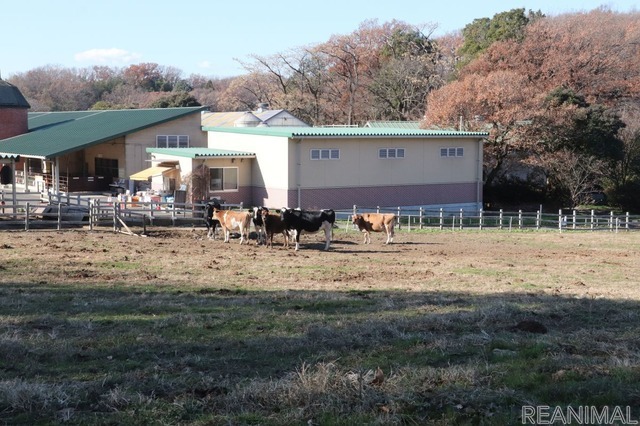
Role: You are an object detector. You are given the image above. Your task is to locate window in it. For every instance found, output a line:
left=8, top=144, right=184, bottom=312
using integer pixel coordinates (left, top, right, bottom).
left=156, top=135, right=189, bottom=148
left=310, top=148, right=340, bottom=160
left=95, top=158, right=119, bottom=178
left=440, top=147, right=464, bottom=157
left=379, top=148, right=405, bottom=159
left=209, top=167, right=238, bottom=191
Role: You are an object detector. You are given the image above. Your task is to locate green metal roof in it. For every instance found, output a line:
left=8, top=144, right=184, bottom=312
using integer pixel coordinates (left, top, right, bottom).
left=147, top=147, right=255, bottom=158
left=204, top=126, right=489, bottom=138
left=365, top=120, right=422, bottom=129
left=0, top=107, right=207, bottom=159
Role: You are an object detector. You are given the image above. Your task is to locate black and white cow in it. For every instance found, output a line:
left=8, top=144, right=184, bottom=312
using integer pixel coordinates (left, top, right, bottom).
left=280, top=208, right=336, bottom=251
left=204, top=201, right=221, bottom=239
left=252, top=206, right=267, bottom=245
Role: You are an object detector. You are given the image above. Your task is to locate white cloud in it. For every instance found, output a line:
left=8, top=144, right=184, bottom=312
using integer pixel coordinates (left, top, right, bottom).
left=74, top=48, right=141, bottom=65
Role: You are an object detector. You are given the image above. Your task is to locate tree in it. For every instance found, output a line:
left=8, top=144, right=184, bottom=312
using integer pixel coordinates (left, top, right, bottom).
left=426, top=8, right=640, bottom=207
left=543, top=149, right=606, bottom=208
left=368, top=24, right=443, bottom=121
left=8, top=65, right=99, bottom=111
left=149, top=92, right=201, bottom=108
left=425, top=70, right=538, bottom=186
left=457, top=8, right=543, bottom=68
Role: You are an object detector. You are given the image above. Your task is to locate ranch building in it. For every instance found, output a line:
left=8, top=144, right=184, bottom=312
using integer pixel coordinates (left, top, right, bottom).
left=148, top=126, right=488, bottom=212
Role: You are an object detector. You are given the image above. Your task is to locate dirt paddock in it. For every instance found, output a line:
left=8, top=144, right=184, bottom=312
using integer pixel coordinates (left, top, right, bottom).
left=2, top=226, right=638, bottom=298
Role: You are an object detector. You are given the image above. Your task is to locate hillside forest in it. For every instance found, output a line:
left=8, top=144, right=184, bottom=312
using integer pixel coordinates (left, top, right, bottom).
left=6, top=7, right=640, bottom=212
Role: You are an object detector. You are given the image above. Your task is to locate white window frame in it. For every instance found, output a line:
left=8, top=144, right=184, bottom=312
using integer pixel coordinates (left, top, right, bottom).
left=209, top=167, right=238, bottom=191
left=310, top=148, right=340, bottom=160
left=440, top=147, right=464, bottom=157
left=379, top=148, right=405, bottom=159
left=156, top=135, right=190, bottom=148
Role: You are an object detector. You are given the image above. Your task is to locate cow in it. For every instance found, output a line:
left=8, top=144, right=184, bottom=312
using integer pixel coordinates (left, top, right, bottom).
left=204, top=201, right=221, bottom=240
left=212, top=208, right=252, bottom=244
left=351, top=213, right=396, bottom=244
left=260, top=207, right=290, bottom=248
left=280, top=208, right=335, bottom=251
left=251, top=206, right=267, bottom=245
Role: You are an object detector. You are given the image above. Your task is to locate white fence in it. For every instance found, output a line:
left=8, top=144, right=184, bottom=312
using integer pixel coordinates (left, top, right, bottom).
left=1, top=190, right=639, bottom=233
left=342, top=205, right=640, bottom=232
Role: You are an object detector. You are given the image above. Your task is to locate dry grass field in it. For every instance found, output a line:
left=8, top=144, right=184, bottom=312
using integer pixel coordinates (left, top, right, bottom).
left=1, top=226, right=639, bottom=425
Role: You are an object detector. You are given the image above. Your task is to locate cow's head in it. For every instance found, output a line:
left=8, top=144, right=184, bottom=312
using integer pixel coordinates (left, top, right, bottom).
left=351, top=214, right=363, bottom=224
left=280, top=207, right=293, bottom=221
left=260, top=207, right=270, bottom=220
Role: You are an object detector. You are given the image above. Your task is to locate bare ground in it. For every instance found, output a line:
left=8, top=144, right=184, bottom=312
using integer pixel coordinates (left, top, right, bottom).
left=1, top=226, right=640, bottom=424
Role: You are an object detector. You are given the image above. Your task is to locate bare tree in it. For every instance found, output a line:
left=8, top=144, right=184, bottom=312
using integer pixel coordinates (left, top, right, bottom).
left=543, top=150, right=606, bottom=208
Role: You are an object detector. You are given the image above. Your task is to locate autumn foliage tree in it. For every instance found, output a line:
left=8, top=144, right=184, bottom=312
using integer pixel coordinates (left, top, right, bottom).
left=425, top=8, right=640, bottom=209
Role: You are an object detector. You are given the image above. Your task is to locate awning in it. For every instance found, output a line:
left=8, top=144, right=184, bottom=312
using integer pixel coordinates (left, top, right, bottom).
left=0, top=153, right=20, bottom=161
left=129, top=166, right=172, bottom=181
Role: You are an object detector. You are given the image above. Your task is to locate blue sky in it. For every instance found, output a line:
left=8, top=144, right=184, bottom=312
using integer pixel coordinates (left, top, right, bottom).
left=1, top=0, right=637, bottom=79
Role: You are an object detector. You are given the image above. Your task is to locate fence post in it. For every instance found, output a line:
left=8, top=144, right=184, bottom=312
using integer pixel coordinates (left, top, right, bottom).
left=518, top=210, right=522, bottom=229
left=626, top=212, right=630, bottom=231
left=89, top=199, right=94, bottom=231
left=419, top=207, right=423, bottom=230
left=376, top=205, right=380, bottom=214
left=499, top=209, right=503, bottom=230
left=590, top=210, right=595, bottom=231
left=459, top=209, right=464, bottom=230
left=479, top=209, right=483, bottom=230
left=439, top=208, right=443, bottom=230
left=558, top=209, right=563, bottom=232
left=24, top=202, right=29, bottom=231
left=113, top=203, right=118, bottom=232
left=397, top=206, right=401, bottom=230
left=451, top=214, right=455, bottom=231
left=57, top=203, right=62, bottom=231
left=572, top=210, right=577, bottom=230
left=536, top=210, right=540, bottom=230
left=609, top=211, right=614, bottom=232
left=353, top=205, right=357, bottom=216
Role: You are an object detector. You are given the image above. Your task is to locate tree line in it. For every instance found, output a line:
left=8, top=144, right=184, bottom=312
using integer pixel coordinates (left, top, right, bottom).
left=6, top=7, right=640, bottom=212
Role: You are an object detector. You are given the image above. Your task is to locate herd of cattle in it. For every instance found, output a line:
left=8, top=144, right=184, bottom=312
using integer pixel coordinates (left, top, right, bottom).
left=204, top=202, right=396, bottom=251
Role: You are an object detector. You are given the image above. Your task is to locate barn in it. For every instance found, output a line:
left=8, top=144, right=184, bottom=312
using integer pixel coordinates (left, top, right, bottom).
left=149, top=126, right=488, bottom=212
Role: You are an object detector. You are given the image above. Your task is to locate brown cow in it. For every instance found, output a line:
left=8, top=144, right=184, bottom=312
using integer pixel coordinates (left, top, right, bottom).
left=212, top=208, right=252, bottom=244
left=260, top=207, right=290, bottom=248
left=352, top=213, right=396, bottom=244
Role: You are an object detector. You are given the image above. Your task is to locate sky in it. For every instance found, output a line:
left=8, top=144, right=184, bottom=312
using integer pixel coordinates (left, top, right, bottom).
left=1, top=0, right=637, bottom=80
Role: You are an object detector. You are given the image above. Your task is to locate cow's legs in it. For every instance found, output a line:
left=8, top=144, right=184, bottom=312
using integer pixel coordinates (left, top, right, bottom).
left=323, top=223, right=331, bottom=250
left=292, top=230, right=301, bottom=251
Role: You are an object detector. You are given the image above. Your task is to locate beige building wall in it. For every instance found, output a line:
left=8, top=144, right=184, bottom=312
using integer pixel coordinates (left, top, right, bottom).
left=125, top=114, right=207, bottom=177
left=84, top=136, right=126, bottom=176
left=293, top=137, right=482, bottom=189
left=208, top=132, right=290, bottom=189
